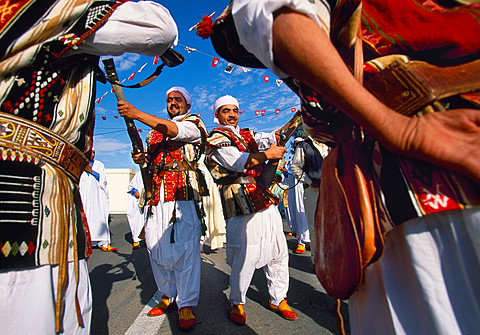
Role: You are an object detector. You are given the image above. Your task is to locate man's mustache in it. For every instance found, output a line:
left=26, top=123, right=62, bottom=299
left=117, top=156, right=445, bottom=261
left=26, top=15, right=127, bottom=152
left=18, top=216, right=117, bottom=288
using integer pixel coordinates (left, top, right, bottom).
left=227, top=116, right=237, bottom=121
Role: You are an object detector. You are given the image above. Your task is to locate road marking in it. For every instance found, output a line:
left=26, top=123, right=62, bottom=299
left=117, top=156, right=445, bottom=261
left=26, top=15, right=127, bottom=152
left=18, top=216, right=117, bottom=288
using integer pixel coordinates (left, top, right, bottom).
left=125, top=292, right=166, bottom=335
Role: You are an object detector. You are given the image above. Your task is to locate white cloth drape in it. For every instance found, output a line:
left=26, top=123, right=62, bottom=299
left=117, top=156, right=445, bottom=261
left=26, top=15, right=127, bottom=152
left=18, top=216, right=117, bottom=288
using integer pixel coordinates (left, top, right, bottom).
left=126, top=171, right=145, bottom=243
left=79, top=159, right=110, bottom=247
left=349, top=208, right=480, bottom=335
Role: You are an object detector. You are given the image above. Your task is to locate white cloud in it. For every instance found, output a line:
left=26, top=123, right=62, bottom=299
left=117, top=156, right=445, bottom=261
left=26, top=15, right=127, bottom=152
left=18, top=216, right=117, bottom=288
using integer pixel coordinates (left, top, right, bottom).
left=93, top=135, right=132, bottom=155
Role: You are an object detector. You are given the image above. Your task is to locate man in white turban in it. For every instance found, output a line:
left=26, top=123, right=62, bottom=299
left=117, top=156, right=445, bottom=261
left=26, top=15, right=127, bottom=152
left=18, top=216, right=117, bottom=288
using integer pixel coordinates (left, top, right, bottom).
left=117, top=87, right=208, bottom=331
left=205, top=95, right=299, bottom=326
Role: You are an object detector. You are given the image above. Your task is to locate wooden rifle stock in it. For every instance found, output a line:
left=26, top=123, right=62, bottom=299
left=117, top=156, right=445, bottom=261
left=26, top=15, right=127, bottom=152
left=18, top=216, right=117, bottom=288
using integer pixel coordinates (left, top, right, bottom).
left=257, top=112, right=302, bottom=188
left=102, top=58, right=153, bottom=209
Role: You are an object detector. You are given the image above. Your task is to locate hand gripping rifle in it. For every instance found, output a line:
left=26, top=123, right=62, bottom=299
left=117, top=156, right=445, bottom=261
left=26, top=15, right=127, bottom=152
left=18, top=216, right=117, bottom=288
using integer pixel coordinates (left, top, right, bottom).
left=257, top=111, right=303, bottom=188
left=101, top=49, right=185, bottom=220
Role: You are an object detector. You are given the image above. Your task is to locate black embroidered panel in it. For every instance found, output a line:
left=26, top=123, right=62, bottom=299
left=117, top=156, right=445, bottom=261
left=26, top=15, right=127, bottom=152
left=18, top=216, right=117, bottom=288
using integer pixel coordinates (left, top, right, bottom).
left=0, top=160, right=42, bottom=269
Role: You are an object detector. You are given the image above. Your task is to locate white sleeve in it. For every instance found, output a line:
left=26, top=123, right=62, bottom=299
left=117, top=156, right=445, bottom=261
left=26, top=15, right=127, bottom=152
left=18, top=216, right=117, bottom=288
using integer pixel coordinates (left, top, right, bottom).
left=77, top=1, right=178, bottom=56
left=232, top=0, right=328, bottom=78
left=291, top=146, right=312, bottom=184
left=254, top=130, right=277, bottom=151
left=213, top=147, right=250, bottom=173
left=170, top=120, right=202, bottom=143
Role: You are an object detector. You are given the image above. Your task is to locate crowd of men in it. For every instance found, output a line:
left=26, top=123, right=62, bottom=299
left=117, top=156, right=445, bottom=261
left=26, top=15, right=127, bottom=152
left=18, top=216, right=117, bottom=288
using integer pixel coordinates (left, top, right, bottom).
left=1, top=0, right=478, bottom=334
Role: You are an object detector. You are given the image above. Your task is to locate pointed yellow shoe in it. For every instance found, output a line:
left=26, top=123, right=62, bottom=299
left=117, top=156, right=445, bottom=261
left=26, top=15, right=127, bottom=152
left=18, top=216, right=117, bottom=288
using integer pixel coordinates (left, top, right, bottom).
left=295, top=244, right=306, bottom=254
left=178, top=306, right=196, bottom=331
left=229, top=304, right=246, bottom=325
left=147, top=295, right=171, bottom=316
left=269, top=299, right=299, bottom=320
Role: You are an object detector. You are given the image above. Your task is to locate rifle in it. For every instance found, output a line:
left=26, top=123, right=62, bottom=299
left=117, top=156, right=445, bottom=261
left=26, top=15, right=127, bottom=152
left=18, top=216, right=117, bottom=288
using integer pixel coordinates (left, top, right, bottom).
left=101, top=49, right=184, bottom=225
left=257, top=111, right=302, bottom=188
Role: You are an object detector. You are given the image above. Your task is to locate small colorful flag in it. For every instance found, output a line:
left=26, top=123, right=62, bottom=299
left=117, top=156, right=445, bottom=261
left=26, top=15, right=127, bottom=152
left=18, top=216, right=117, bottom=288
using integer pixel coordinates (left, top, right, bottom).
left=291, top=107, right=296, bottom=113
left=153, top=56, right=159, bottom=65
left=95, top=97, right=101, bottom=104
left=264, top=75, right=269, bottom=82
left=224, top=62, right=235, bottom=73
left=211, top=57, right=219, bottom=67
left=255, top=110, right=259, bottom=116
left=261, top=110, right=266, bottom=116
left=138, top=63, right=147, bottom=72
left=128, top=71, right=136, bottom=80
left=275, top=109, right=280, bottom=115
left=101, top=116, right=106, bottom=120
left=185, top=46, right=197, bottom=53
left=276, top=79, right=283, bottom=86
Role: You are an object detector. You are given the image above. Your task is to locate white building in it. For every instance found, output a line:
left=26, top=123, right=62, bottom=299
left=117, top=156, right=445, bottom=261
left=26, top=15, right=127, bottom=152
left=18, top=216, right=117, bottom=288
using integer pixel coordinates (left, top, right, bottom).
left=106, top=168, right=138, bottom=214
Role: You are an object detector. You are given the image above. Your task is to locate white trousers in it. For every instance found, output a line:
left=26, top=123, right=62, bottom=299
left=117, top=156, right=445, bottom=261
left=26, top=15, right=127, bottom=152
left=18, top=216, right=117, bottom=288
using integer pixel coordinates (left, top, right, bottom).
left=0, top=259, right=92, bottom=334
left=349, top=208, right=480, bottom=335
left=226, top=205, right=290, bottom=306
left=146, top=200, right=202, bottom=308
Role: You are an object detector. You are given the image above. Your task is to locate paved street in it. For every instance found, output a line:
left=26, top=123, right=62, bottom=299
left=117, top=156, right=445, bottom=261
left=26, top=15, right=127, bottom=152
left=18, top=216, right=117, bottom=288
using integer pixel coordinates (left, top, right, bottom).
left=87, top=214, right=350, bottom=334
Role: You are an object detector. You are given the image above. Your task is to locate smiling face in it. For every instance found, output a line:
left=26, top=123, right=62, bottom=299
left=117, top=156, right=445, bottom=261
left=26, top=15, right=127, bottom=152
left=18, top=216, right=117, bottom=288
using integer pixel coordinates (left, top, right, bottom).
left=216, top=104, right=239, bottom=127
left=166, top=91, right=190, bottom=118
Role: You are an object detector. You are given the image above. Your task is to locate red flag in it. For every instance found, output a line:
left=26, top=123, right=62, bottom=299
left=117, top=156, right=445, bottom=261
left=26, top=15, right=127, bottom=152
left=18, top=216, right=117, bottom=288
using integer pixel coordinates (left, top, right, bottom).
left=128, top=71, right=136, bottom=80
left=261, top=110, right=265, bottom=116
left=95, top=97, right=101, bottom=104
left=275, top=109, right=280, bottom=115
left=114, top=115, right=118, bottom=119
left=291, top=107, right=296, bottom=113
left=101, top=116, right=106, bottom=120
left=153, top=56, right=159, bottom=65
left=138, top=129, right=143, bottom=133
left=196, top=113, right=202, bottom=117
left=264, top=75, right=269, bottom=82
left=239, top=110, right=245, bottom=114
left=255, top=110, right=259, bottom=116
left=211, top=57, right=219, bottom=67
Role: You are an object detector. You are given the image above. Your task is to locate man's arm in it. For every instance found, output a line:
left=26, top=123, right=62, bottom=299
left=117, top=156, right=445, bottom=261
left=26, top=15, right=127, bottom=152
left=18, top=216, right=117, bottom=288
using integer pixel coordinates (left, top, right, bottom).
left=271, top=8, right=480, bottom=183
left=117, top=101, right=179, bottom=138
left=291, top=146, right=311, bottom=184
left=244, top=143, right=287, bottom=169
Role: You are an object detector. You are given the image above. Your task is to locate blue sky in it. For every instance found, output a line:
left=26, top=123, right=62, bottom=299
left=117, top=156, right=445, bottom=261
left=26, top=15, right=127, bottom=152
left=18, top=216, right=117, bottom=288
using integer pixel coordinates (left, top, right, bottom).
left=93, top=0, right=300, bottom=170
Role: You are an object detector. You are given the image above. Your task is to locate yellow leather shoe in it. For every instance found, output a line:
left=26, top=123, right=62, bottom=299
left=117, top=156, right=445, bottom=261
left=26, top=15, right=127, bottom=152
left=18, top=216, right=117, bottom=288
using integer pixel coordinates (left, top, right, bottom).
left=100, top=244, right=118, bottom=252
left=295, top=244, right=306, bottom=254
left=269, top=299, right=299, bottom=320
left=229, top=304, right=246, bottom=325
left=147, top=295, right=171, bottom=316
left=178, top=306, right=196, bottom=331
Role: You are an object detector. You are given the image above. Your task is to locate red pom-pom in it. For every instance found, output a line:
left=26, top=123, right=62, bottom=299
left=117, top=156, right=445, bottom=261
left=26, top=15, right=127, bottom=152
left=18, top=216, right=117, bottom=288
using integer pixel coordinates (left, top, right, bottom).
left=196, top=15, right=214, bottom=39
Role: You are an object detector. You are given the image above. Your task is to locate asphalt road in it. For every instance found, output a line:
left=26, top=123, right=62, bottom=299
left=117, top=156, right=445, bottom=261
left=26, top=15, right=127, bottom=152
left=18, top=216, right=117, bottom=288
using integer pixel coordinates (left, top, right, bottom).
left=87, top=214, right=350, bottom=335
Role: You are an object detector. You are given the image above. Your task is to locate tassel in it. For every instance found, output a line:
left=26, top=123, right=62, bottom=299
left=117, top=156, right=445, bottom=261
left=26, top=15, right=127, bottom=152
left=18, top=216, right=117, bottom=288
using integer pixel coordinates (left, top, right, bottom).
left=169, top=206, right=176, bottom=243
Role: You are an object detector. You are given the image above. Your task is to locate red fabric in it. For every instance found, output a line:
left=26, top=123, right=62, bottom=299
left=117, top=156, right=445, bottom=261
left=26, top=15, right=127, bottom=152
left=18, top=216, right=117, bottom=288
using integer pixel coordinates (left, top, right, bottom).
left=362, top=0, right=480, bottom=63
left=149, top=131, right=188, bottom=203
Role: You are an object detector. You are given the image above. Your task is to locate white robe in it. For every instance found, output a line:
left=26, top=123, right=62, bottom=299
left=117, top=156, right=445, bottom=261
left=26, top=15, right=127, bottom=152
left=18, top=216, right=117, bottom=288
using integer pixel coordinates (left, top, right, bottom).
left=145, top=115, right=203, bottom=309
left=198, top=159, right=226, bottom=250
left=0, top=2, right=178, bottom=333
left=212, top=127, right=290, bottom=306
left=285, top=172, right=310, bottom=245
left=126, top=171, right=145, bottom=244
left=79, top=159, right=110, bottom=247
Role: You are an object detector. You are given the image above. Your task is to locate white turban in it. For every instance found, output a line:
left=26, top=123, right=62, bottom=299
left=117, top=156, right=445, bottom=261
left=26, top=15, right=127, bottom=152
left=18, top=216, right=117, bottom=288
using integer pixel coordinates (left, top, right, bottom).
left=166, top=86, right=191, bottom=105
left=213, top=95, right=239, bottom=113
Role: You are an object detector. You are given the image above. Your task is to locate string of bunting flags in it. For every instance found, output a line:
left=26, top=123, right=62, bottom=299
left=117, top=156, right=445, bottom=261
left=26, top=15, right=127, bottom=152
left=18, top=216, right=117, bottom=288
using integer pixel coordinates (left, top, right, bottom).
left=95, top=42, right=284, bottom=107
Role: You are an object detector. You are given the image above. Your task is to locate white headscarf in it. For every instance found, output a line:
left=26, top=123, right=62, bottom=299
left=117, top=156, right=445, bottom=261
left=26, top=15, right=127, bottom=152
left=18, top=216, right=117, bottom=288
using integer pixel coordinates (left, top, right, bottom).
left=212, top=95, right=239, bottom=113
left=165, top=86, right=191, bottom=105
